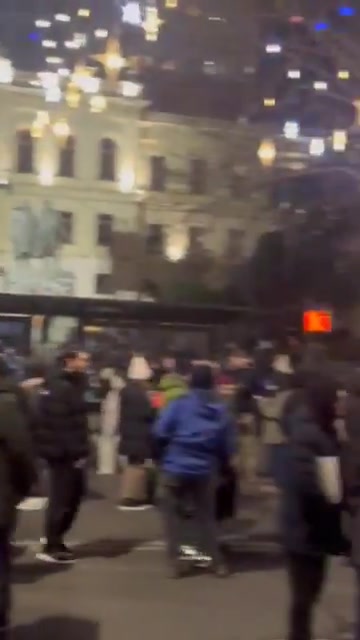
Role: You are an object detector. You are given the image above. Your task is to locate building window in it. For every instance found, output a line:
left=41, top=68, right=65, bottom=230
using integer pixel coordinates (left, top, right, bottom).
left=16, top=129, right=33, bottom=174
left=226, top=229, right=244, bottom=258
left=59, top=135, right=76, bottom=178
left=95, top=273, right=112, bottom=295
left=229, top=173, right=245, bottom=199
left=97, top=213, right=113, bottom=247
left=189, top=158, right=207, bottom=195
left=58, top=211, right=73, bottom=244
left=150, top=156, right=166, bottom=192
left=189, top=226, right=203, bottom=254
left=99, top=138, right=116, bottom=181
left=146, top=224, right=163, bottom=255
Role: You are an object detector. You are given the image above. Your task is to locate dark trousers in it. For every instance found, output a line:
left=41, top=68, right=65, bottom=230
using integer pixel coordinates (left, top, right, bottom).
left=162, top=474, right=220, bottom=567
left=355, top=568, right=360, bottom=640
left=0, top=528, right=11, bottom=628
left=45, top=460, right=85, bottom=550
left=287, top=553, right=327, bottom=640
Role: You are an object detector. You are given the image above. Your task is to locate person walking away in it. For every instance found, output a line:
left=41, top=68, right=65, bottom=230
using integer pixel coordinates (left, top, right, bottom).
left=0, top=359, right=36, bottom=632
left=153, top=364, right=236, bottom=578
left=118, top=355, right=154, bottom=511
left=36, top=350, right=90, bottom=564
left=98, top=368, right=125, bottom=474
left=281, top=373, right=347, bottom=640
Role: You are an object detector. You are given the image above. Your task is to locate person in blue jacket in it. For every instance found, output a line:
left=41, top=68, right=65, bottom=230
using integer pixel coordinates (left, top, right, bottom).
left=153, top=364, right=236, bottom=577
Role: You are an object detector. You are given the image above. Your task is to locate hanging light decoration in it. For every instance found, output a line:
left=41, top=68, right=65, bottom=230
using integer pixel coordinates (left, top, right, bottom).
left=332, top=130, right=347, bottom=152
left=52, top=118, right=71, bottom=145
left=257, top=139, right=276, bottom=167
left=65, top=82, right=82, bottom=108
left=89, top=94, right=107, bottom=113
left=144, top=7, right=163, bottom=41
left=165, top=224, right=189, bottom=262
left=91, top=37, right=126, bottom=85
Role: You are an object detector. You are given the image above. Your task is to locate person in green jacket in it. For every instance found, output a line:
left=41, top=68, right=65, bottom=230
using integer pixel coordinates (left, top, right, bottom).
left=159, top=373, right=187, bottom=408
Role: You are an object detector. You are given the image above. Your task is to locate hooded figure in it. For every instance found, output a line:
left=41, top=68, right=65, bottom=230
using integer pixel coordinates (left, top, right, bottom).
left=118, top=356, right=154, bottom=463
left=153, top=365, right=236, bottom=577
left=159, top=373, right=188, bottom=408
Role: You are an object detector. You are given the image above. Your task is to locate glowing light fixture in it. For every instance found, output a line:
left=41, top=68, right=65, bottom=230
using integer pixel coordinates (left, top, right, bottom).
left=122, top=80, right=142, bottom=97
left=165, top=0, right=178, bottom=6
left=314, top=81, right=328, bottom=90
left=287, top=69, right=301, bottom=79
left=65, top=82, right=81, bottom=108
left=55, top=13, right=71, bottom=22
left=42, top=40, right=57, bottom=48
left=46, top=57, right=63, bottom=65
left=35, top=19, right=51, bottom=28
left=39, top=71, right=58, bottom=90
left=91, top=37, right=125, bottom=84
left=65, top=40, right=81, bottom=50
left=119, top=169, right=135, bottom=193
left=95, top=29, right=108, bottom=38
left=89, top=94, right=107, bottom=113
left=266, top=43, right=282, bottom=53
left=52, top=118, right=71, bottom=144
left=309, top=138, right=325, bottom=156
left=0, top=57, right=14, bottom=84
left=264, top=97, right=276, bottom=107
left=39, top=168, right=54, bottom=186
left=45, top=86, right=61, bottom=103
left=283, top=121, right=299, bottom=140
left=78, top=8, right=91, bottom=17
left=144, top=6, right=163, bottom=41
left=72, top=65, right=96, bottom=91
left=314, top=21, right=329, bottom=31
left=165, top=225, right=189, bottom=262
left=338, top=69, right=350, bottom=79
left=58, top=68, right=70, bottom=77
left=257, top=139, right=276, bottom=167
left=338, top=6, right=355, bottom=17
left=332, top=130, right=347, bottom=152
left=122, top=2, right=142, bottom=26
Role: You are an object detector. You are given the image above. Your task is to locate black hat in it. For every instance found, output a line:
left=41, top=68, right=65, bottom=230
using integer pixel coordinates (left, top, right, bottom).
left=190, top=364, right=214, bottom=391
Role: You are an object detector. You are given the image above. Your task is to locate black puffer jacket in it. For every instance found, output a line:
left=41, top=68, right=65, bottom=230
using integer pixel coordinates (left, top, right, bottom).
left=0, top=378, right=36, bottom=527
left=36, top=370, right=89, bottom=461
left=119, top=381, right=154, bottom=461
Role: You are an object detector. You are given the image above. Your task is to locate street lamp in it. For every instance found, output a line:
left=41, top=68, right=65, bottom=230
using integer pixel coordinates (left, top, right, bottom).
left=257, top=139, right=276, bottom=167
left=165, top=224, right=189, bottom=262
left=52, top=118, right=71, bottom=145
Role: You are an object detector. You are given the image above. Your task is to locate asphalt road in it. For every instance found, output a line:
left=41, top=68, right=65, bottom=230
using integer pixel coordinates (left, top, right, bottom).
left=10, top=476, right=355, bottom=640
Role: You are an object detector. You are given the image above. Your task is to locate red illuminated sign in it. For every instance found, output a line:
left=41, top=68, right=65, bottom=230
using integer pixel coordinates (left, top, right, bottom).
left=303, top=310, right=333, bottom=334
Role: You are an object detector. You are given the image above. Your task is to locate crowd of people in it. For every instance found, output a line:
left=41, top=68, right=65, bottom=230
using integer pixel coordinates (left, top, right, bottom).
left=1, top=339, right=360, bottom=639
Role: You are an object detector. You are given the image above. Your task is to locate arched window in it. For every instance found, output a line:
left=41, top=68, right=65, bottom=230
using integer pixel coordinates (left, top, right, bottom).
left=99, top=138, right=116, bottom=181
left=59, top=135, right=76, bottom=178
left=16, top=129, right=33, bottom=174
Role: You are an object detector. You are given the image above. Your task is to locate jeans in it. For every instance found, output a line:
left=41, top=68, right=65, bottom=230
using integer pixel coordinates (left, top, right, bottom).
left=0, top=528, right=11, bottom=628
left=287, top=553, right=327, bottom=640
left=162, top=474, right=220, bottom=567
left=45, top=460, right=85, bottom=550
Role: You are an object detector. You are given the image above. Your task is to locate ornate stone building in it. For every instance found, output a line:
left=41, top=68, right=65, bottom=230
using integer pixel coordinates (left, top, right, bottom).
left=0, top=71, right=278, bottom=299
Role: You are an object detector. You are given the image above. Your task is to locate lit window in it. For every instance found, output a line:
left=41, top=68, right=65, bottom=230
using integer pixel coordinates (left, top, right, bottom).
left=264, top=98, right=276, bottom=106
left=42, top=40, right=57, bottom=48
left=55, top=13, right=71, bottom=22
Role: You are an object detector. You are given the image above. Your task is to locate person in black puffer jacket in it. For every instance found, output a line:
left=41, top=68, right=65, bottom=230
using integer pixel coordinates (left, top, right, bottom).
left=36, top=350, right=90, bottom=564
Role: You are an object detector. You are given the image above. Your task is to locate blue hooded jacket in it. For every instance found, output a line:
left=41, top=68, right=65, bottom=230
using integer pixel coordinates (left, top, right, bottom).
left=153, top=390, right=236, bottom=476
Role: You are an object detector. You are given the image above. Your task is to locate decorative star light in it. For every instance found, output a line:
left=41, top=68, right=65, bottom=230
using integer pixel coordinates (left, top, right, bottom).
left=91, top=37, right=126, bottom=84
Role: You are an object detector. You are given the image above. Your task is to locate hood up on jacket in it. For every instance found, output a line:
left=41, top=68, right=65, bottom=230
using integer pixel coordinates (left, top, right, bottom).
left=127, top=356, right=152, bottom=382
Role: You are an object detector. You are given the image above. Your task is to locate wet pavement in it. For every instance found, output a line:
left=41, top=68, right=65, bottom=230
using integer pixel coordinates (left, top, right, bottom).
left=10, top=476, right=355, bottom=640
